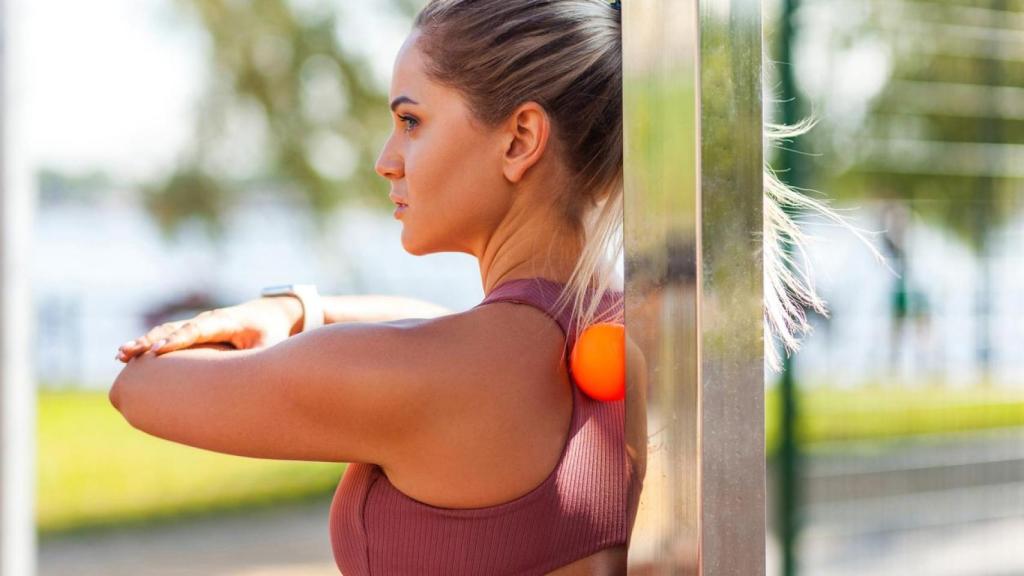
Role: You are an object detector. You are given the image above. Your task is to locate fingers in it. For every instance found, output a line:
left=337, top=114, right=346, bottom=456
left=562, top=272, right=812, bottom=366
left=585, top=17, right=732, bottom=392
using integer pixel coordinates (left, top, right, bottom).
left=159, top=309, right=240, bottom=353
left=116, top=319, right=190, bottom=362
left=117, top=321, right=182, bottom=362
left=116, top=309, right=240, bottom=362
left=154, top=320, right=203, bottom=354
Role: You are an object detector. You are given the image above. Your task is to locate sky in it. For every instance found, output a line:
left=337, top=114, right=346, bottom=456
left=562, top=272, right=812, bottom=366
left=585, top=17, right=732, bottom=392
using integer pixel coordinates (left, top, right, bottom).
left=13, top=0, right=622, bottom=283
left=15, top=0, right=409, bottom=183
left=19, top=0, right=203, bottom=181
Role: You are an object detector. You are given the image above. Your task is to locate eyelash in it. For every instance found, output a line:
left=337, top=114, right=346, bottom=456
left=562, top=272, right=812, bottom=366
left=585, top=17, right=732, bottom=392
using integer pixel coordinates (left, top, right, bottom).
left=397, top=114, right=419, bottom=133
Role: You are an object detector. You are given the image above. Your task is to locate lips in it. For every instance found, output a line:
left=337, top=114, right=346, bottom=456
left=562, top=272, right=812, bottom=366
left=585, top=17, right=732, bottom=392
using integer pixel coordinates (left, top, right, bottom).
left=389, top=192, right=409, bottom=207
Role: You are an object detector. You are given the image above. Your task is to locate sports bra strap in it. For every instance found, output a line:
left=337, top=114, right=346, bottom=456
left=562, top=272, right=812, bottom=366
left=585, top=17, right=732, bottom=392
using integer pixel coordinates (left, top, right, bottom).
left=474, top=277, right=624, bottom=360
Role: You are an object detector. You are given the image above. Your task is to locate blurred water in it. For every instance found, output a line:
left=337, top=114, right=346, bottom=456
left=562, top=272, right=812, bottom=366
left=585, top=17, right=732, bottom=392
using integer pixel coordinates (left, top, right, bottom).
left=33, top=194, right=483, bottom=389
left=35, top=196, right=1024, bottom=391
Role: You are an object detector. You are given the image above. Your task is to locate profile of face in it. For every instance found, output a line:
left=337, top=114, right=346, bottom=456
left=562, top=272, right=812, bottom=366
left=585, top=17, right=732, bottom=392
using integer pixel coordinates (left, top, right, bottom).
left=375, top=30, right=555, bottom=258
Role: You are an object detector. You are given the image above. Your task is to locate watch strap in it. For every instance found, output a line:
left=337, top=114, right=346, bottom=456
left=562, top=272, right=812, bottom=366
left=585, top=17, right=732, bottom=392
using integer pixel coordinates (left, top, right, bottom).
left=260, top=284, right=324, bottom=333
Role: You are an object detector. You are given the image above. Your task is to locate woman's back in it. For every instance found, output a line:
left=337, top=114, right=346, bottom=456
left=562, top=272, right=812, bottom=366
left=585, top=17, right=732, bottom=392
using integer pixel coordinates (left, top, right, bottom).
left=329, top=277, right=640, bottom=575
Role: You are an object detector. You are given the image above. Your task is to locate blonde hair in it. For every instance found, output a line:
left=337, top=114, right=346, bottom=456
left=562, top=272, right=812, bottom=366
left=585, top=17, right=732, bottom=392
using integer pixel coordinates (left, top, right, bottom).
left=413, top=0, right=884, bottom=372
left=762, top=117, right=888, bottom=371
left=413, top=0, right=624, bottom=356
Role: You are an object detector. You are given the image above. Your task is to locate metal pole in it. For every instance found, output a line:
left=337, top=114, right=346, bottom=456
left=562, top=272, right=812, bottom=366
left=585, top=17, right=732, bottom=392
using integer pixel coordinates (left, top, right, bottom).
left=624, top=0, right=765, bottom=573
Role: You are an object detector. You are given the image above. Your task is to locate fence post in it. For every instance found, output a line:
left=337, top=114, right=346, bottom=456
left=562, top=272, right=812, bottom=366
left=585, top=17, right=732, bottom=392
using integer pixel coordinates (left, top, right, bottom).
left=1, top=0, right=38, bottom=572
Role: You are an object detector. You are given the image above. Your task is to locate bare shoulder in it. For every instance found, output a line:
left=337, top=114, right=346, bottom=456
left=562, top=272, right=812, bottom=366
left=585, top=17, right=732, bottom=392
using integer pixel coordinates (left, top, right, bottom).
left=382, top=299, right=568, bottom=397
left=381, top=300, right=574, bottom=509
left=382, top=297, right=564, bottom=352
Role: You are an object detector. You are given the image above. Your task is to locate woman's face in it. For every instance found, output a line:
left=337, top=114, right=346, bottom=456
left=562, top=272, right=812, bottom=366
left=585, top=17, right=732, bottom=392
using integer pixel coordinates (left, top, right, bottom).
left=375, top=30, right=512, bottom=257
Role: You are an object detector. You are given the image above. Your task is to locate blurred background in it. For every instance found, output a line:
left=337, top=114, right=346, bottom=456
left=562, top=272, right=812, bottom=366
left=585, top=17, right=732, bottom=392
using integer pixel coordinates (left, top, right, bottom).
left=759, top=0, right=1024, bottom=574
left=10, top=0, right=1023, bottom=574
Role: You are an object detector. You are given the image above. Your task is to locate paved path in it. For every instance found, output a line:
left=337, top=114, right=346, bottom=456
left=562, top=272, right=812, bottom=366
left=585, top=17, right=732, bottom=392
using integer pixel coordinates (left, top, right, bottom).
left=789, top=516, right=1024, bottom=576
left=790, top=428, right=1024, bottom=575
left=42, top=497, right=1024, bottom=576
left=39, top=496, right=339, bottom=576
left=41, top=426, right=1024, bottom=575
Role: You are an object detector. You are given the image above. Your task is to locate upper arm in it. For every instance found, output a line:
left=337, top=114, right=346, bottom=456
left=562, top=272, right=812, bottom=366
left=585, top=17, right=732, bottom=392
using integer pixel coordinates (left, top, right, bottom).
left=110, top=311, right=509, bottom=466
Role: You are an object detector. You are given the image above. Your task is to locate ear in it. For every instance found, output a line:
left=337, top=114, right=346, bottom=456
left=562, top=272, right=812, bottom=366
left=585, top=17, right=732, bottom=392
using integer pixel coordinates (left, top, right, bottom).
left=501, top=101, right=551, bottom=184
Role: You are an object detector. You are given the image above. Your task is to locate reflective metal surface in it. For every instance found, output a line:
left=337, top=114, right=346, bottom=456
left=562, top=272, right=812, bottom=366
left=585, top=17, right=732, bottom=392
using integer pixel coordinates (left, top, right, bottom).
left=624, top=0, right=764, bottom=573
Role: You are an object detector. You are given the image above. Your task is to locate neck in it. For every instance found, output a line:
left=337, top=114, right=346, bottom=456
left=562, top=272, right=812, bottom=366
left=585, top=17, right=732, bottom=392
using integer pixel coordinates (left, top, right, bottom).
left=478, top=209, right=583, bottom=297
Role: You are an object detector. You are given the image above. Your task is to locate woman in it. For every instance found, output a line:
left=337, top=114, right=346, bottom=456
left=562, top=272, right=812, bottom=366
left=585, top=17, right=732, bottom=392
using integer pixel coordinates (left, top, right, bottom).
left=112, top=0, right=643, bottom=573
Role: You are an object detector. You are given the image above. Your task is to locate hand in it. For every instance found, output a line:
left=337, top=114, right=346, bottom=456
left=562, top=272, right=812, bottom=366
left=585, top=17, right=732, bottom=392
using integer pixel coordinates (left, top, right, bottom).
left=115, top=298, right=298, bottom=363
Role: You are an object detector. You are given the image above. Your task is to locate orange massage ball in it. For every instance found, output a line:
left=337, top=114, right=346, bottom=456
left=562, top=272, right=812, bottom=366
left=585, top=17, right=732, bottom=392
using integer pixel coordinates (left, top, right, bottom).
left=570, top=322, right=625, bottom=402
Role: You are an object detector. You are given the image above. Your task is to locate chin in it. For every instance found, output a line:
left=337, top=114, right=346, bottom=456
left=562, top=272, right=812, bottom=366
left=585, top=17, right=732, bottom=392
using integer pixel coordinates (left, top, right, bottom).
left=404, top=245, right=431, bottom=257
left=400, top=231, right=431, bottom=256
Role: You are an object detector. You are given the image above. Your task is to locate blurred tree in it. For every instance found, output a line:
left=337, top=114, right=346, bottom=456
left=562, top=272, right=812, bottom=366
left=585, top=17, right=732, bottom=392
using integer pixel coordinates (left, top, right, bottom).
left=145, top=0, right=423, bottom=243
left=772, top=0, right=1024, bottom=376
left=789, top=0, right=1024, bottom=248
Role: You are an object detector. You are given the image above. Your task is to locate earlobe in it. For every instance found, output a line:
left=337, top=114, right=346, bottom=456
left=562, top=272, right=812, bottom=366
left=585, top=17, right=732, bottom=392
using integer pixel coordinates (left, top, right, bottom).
left=501, top=102, right=549, bottom=183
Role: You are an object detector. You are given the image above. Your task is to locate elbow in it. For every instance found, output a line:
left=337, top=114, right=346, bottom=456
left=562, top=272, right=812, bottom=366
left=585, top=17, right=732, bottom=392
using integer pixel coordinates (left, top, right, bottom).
left=109, top=366, right=136, bottom=421
left=108, top=383, right=121, bottom=413
left=109, top=375, right=146, bottom=432
left=109, top=373, right=126, bottom=415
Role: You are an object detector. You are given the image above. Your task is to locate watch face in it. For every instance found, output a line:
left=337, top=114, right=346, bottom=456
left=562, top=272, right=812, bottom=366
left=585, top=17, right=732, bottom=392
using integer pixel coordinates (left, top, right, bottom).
left=262, top=284, right=294, bottom=296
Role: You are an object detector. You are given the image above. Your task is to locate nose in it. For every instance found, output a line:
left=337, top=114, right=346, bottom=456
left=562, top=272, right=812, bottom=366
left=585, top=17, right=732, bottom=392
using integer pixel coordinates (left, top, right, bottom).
left=375, top=136, right=404, bottom=180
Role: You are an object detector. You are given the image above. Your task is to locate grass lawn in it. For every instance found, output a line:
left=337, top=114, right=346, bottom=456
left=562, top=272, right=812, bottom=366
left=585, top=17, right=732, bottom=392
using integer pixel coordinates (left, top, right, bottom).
left=37, top=389, right=344, bottom=538
left=38, top=383, right=1024, bottom=536
left=764, top=383, right=1024, bottom=455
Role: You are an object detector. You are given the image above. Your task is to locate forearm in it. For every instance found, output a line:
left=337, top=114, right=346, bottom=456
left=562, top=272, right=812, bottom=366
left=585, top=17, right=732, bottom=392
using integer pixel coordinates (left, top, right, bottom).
left=275, top=294, right=455, bottom=335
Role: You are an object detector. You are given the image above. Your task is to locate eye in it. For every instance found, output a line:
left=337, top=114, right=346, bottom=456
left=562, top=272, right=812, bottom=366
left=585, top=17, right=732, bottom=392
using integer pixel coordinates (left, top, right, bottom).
left=397, top=114, right=419, bottom=133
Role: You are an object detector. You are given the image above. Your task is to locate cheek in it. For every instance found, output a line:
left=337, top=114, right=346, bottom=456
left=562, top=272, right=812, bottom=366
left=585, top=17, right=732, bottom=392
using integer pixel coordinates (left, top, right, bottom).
left=408, top=131, right=503, bottom=217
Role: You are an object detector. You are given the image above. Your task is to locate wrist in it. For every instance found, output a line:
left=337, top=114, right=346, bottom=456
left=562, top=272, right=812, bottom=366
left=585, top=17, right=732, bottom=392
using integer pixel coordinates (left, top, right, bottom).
left=257, top=296, right=305, bottom=336
left=259, top=284, right=324, bottom=335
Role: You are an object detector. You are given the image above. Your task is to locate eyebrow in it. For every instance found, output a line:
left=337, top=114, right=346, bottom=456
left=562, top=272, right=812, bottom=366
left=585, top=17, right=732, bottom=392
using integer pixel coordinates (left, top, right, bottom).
left=390, top=95, right=419, bottom=112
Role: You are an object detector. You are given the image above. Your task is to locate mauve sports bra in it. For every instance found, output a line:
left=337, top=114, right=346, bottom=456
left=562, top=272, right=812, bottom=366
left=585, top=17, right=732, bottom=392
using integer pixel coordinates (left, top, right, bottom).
left=329, top=277, right=641, bottom=575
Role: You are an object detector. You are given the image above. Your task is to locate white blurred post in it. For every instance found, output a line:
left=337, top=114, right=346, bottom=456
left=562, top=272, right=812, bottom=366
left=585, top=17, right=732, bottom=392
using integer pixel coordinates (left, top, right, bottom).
left=2, top=0, right=38, bottom=573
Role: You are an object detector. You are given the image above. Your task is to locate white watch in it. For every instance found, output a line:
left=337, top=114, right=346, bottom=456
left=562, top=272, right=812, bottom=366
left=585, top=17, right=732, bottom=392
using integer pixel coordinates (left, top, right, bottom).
left=260, top=284, right=324, bottom=333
